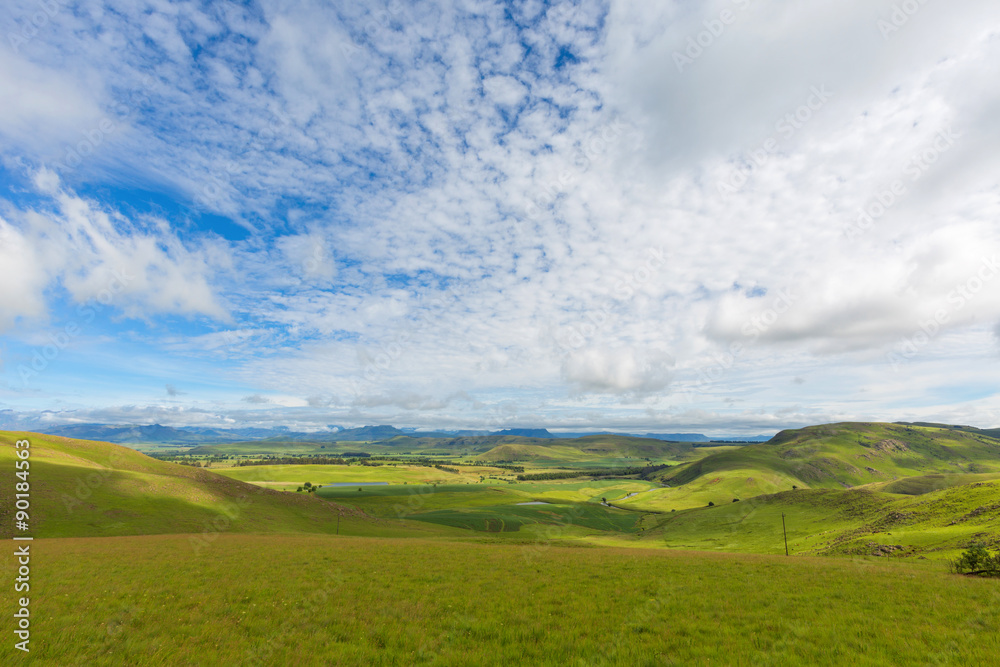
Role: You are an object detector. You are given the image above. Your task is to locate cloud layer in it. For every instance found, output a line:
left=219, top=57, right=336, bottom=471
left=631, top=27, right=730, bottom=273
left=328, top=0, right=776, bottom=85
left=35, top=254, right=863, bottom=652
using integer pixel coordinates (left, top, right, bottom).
left=1, top=0, right=999, bottom=434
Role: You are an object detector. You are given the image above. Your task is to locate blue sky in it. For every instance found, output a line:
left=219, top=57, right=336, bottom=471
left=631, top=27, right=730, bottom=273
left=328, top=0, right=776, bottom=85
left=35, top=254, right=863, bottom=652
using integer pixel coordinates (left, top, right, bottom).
left=1, top=0, right=999, bottom=435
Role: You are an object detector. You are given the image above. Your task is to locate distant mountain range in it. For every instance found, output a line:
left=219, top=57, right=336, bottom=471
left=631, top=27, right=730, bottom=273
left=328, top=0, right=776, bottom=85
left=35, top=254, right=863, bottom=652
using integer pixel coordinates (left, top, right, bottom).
left=24, top=422, right=774, bottom=445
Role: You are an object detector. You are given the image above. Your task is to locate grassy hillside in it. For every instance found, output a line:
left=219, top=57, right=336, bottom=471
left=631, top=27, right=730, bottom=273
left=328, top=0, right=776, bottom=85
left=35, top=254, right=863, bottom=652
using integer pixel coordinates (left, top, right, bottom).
left=631, top=479, right=1000, bottom=558
left=869, top=471, right=1000, bottom=495
left=475, top=434, right=695, bottom=464
left=8, top=533, right=999, bottom=665
left=634, top=422, right=1000, bottom=510
left=0, top=431, right=399, bottom=540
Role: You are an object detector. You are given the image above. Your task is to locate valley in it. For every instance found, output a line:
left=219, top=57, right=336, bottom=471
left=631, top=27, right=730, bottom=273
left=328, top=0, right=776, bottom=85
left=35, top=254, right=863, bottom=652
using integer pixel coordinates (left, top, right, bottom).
left=4, top=421, right=1000, bottom=664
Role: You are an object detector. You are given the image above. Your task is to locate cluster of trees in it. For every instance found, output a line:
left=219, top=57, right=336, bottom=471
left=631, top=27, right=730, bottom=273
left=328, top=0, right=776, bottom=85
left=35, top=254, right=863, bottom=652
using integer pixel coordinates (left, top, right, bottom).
left=487, top=463, right=526, bottom=473
left=158, top=455, right=231, bottom=466
left=951, top=543, right=1000, bottom=577
left=517, top=471, right=588, bottom=481
left=296, top=482, right=319, bottom=493
left=238, top=456, right=349, bottom=466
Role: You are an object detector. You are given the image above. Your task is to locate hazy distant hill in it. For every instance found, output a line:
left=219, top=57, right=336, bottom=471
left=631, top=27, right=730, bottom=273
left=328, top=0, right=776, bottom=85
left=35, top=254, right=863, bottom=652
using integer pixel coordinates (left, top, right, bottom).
left=31, top=423, right=454, bottom=445
left=38, top=423, right=240, bottom=444
left=642, top=433, right=711, bottom=442
left=494, top=428, right=554, bottom=438
left=23, top=421, right=803, bottom=448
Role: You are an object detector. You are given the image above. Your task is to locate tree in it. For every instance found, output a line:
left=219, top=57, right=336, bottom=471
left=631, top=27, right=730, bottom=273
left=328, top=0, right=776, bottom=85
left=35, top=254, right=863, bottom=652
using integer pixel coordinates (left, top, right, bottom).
left=951, top=543, right=1000, bottom=576
left=707, top=501, right=715, bottom=507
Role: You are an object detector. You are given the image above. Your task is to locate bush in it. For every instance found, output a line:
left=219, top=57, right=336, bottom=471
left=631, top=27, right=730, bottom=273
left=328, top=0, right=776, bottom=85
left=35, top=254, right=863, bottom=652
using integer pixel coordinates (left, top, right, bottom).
left=951, top=543, right=1000, bottom=576
left=707, top=501, right=715, bottom=507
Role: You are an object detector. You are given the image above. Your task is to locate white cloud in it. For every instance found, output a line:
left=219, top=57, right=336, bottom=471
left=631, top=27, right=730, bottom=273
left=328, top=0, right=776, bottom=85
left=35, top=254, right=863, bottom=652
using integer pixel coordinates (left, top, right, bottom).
left=0, top=45, right=105, bottom=157
left=562, top=347, right=675, bottom=395
left=0, top=217, right=49, bottom=329
left=0, top=171, right=230, bottom=329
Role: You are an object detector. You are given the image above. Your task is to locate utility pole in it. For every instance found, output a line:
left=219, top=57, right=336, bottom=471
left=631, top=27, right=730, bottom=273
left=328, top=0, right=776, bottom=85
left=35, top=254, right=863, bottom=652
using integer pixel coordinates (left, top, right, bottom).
left=782, top=512, right=789, bottom=556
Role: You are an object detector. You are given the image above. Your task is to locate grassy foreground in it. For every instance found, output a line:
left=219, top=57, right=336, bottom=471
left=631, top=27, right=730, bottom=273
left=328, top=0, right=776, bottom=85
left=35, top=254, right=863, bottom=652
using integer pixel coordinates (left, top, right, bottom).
left=5, top=533, right=999, bottom=666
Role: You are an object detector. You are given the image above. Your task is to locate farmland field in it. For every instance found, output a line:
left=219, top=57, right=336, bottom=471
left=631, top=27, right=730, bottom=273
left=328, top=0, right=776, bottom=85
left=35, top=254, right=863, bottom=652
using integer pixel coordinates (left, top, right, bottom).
left=215, top=462, right=499, bottom=487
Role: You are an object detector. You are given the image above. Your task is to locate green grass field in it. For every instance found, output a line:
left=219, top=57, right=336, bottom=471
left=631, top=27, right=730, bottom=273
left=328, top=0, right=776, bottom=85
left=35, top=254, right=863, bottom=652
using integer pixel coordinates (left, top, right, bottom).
left=405, top=501, right=643, bottom=534
left=6, top=533, right=1000, bottom=666
left=5, top=423, right=1000, bottom=664
left=214, top=462, right=501, bottom=488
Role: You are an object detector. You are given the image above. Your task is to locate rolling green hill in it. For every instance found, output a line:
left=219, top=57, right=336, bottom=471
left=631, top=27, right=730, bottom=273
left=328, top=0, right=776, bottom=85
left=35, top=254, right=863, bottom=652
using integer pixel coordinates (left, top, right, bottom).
left=0, top=431, right=395, bottom=540
left=626, top=422, right=1000, bottom=511
left=475, top=434, right=696, bottom=464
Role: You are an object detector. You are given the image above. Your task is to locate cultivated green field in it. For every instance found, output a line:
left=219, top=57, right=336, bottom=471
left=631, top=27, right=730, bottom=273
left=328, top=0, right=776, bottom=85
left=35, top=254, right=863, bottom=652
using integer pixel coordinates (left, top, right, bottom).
left=215, top=462, right=505, bottom=488
left=6, top=533, right=1000, bottom=666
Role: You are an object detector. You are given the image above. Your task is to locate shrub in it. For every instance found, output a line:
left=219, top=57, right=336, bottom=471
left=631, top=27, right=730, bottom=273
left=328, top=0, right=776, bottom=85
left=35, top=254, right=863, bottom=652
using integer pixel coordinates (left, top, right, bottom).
left=707, top=501, right=715, bottom=507
left=733, top=498, right=740, bottom=503
left=951, top=543, right=1000, bottom=576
